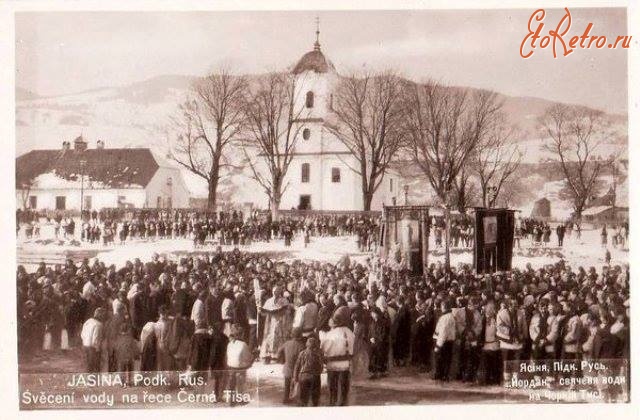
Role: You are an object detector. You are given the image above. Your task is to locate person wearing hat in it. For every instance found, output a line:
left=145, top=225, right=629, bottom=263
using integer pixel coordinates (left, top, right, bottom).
left=259, top=286, right=291, bottom=363
left=562, top=301, right=584, bottom=361
left=496, top=295, right=527, bottom=382
left=460, top=297, right=483, bottom=383
left=80, top=308, right=106, bottom=373
left=277, top=329, right=306, bottom=405
left=479, top=300, right=501, bottom=385
left=293, top=336, right=324, bottom=407
left=433, top=299, right=456, bottom=381
left=320, top=305, right=354, bottom=406
left=208, top=321, right=229, bottom=401
left=368, top=306, right=390, bottom=379
left=529, top=299, right=550, bottom=361
left=292, top=288, right=319, bottom=340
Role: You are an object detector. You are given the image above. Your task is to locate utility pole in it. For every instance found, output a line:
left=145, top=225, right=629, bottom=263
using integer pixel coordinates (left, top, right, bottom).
left=80, top=159, right=86, bottom=217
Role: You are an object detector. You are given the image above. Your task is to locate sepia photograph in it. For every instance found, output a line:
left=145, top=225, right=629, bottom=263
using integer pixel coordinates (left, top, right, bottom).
left=2, top=1, right=637, bottom=415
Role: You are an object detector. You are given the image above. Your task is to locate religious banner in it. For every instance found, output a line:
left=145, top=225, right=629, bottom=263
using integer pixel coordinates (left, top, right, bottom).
left=474, top=208, right=516, bottom=274
left=380, top=205, right=430, bottom=275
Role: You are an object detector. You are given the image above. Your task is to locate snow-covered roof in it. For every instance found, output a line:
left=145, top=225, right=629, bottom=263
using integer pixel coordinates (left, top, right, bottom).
left=582, top=205, right=612, bottom=216
left=17, top=146, right=159, bottom=189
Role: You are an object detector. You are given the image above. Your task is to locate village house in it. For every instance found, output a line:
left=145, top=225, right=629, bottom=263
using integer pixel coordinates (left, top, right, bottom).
left=16, top=135, right=190, bottom=212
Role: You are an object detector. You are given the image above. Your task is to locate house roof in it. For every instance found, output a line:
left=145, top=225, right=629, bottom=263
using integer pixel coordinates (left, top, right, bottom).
left=16, top=147, right=159, bottom=189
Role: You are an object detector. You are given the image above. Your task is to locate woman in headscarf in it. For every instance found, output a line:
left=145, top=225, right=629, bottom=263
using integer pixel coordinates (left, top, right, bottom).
left=259, top=285, right=292, bottom=363
left=367, top=306, right=390, bottom=379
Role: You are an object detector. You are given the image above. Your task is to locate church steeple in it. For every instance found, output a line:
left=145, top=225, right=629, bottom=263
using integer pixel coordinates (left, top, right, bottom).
left=313, top=16, right=321, bottom=51
left=291, top=17, right=335, bottom=74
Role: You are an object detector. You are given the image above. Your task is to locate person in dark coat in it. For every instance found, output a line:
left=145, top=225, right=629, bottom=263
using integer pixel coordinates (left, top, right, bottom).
left=209, top=322, right=229, bottom=400
left=171, top=282, right=193, bottom=317
left=411, top=302, right=434, bottom=372
left=205, top=287, right=223, bottom=326
left=233, top=291, right=250, bottom=342
left=293, top=337, right=324, bottom=407
left=368, top=307, right=390, bottom=379
left=315, top=294, right=335, bottom=334
left=283, top=223, right=293, bottom=247
left=592, top=320, right=616, bottom=359
left=392, top=296, right=411, bottom=366
left=276, top=330, right=306, bottom=404
left=188, top=319, right=212, bottom=378
left=130, top=285, right=149, bottom=338
left=556, top=224, right=566, bottom=247
left=168, top=313, right=194, bottom=371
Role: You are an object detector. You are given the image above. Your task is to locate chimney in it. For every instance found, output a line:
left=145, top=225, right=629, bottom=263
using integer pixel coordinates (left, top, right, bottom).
left=62, top=141, right=70, bottom=151
left=96, top=139, right=105, bottom=149
left=74, top=135, right=88, bottom=152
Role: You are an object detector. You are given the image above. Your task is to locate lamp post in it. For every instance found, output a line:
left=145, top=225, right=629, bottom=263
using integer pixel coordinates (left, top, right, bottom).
left=79, top=159, right=87, bottom=218
left=403, top=184, right=409, bottom=205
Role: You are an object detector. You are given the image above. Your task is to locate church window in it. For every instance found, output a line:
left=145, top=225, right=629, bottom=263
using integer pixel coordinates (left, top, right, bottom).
left=303, top=128, right=311, bottom=140
left=389, top=178, right=394, bottom=192
left=306, top=91, right=314, bottom=108
left=301, top=163, right=310, bottom=183
left=329, top=94, right=334, bottom=111
left=331, top=167, right=341, bottom=183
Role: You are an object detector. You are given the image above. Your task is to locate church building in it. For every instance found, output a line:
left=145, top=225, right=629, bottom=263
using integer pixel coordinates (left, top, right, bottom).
left=276, top=23, right=399, bottom=212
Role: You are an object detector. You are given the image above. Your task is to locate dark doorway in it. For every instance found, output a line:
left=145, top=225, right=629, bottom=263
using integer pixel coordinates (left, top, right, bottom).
left=298, top=195, right=311, bottom=210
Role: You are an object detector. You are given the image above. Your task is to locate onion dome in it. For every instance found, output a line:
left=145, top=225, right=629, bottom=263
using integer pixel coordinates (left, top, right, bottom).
left=292, top=18, right=336, bottom=75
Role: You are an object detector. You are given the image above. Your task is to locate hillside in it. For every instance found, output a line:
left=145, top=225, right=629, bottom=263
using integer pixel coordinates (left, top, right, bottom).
left=15, top=74, right=628, bottom=205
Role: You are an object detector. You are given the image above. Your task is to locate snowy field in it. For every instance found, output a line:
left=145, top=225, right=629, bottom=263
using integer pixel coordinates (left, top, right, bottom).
left=17, top=221, right=628, bottom=271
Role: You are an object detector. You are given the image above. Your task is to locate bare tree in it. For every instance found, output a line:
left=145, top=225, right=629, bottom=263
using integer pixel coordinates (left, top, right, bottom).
left=540, top=104, right=610, bottom=220
left=473, top=118, right=522, bottom=208
left=452, top=168, right=480, bottom=213
left=168, top=68, right=247, bottom=210
left=242, top=72, right=308, bottom=219
left=18, top=179, right=34, bottom=210
left=325, top=71, right=406, bottom=210
left=404, top=82, right=502, bottom=271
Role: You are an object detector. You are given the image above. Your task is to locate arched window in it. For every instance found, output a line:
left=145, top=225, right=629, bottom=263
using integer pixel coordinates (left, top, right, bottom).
left=301, top=163, right=310, bottom=183
left=331, top=167, right=341, bottom=183
left=305, top=91, right=314, bottom=108
left=302, top=128, right=311, bottom=140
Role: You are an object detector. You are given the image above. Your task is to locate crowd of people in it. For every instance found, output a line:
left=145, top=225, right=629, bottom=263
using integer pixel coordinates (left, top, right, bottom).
left=17, top=242, right=630, bottom=406
left=514, top=218, right=629, bottom=250
left=18, top=209, right=380, bottom=252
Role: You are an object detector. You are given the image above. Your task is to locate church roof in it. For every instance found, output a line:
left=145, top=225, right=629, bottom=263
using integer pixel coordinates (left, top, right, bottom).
left=292, top=49, right=335, bottom=75
left=16, top=147, right=160, bottom=189
left=292, top=20, right=335, bottom=75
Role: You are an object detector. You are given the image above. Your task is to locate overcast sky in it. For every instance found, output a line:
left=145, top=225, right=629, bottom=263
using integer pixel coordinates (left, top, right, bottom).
left=16, top=8, right=629, bottom=113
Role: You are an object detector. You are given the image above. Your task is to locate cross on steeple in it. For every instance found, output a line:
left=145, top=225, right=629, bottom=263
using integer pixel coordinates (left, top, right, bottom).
left=314, top=16, right=321, bottom=51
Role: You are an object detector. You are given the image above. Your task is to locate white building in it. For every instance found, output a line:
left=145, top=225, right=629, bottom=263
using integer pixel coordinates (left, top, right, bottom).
left=275, top=26, right=399, bottom=211
left=16, top=136, right=190, bottom=211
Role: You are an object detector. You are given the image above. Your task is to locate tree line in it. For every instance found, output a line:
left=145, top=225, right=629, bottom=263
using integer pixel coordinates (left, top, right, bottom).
left=167, top=67, right=614, bottom=226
